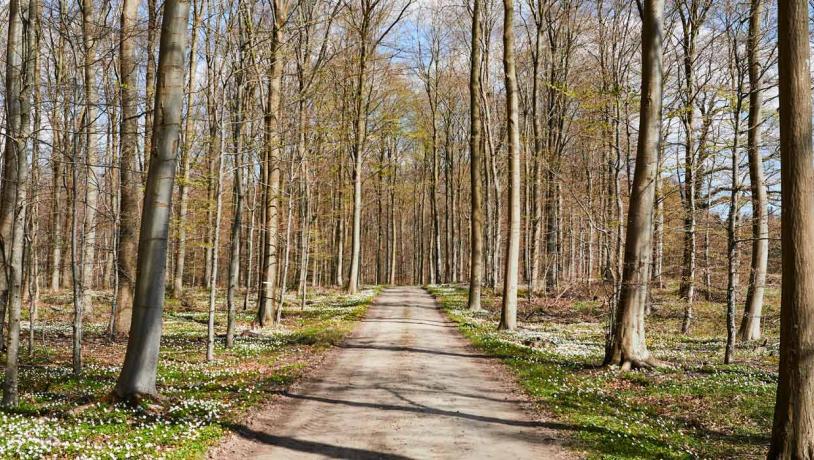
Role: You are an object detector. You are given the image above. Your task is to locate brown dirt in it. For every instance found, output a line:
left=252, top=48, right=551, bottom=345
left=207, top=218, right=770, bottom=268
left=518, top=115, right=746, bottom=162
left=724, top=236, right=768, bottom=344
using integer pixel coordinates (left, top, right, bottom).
left=210, top=287, right=574, bottom=459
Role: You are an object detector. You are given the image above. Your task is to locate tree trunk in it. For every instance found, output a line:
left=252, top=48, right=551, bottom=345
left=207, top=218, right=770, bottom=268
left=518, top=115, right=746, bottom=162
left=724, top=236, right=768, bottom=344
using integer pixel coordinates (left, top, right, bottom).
left=348, top=17, right=368, bottom=295
left=604, top=0, right=663, bottom=370
left=467, top=0, right=483, bottom=310
left=257, top=1, right=287, bottom=326
left=226, top=22, right=246, bottom=347
left=115, top=0, right=140, bottom=336
left=80, top=0, right=99, bottom=314
left=172, top=0, right=201, bottom=298
left=3, top=0, right=34, bottom=407
left=113, top=0, right=190, bottom=401
left=498, top=0, right=520, bottom=331
left=206, top=100, right=225, bottom=363
left=769, top=0, right=814, bottom=454
left=739, top=0, right=767, bottom=342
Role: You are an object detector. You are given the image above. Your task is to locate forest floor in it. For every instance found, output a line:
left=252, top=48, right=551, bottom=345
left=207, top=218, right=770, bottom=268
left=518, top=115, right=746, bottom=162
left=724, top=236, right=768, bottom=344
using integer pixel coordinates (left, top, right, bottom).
left=0, top=286, right=378, bottom=459
left=211, top=286, right=573, bottom=459
left=426, top=281, right=779, bottom=459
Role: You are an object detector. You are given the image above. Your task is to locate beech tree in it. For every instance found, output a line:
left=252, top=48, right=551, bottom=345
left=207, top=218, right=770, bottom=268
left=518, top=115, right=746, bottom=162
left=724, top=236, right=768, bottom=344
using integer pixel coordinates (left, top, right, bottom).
left=603, top=0, right=663, bottom=370
left=498, top=0, right=520, bottom=331
left=114, top=0, right=191, bottom=401
left=738, top=0, right=767, bottom=342
left=467, top=0, right=484, bottom=312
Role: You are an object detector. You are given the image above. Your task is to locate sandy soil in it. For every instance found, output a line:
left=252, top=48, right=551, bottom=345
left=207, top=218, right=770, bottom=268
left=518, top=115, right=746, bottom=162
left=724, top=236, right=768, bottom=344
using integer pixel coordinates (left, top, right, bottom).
left=211, top=286, right=573, bottom=459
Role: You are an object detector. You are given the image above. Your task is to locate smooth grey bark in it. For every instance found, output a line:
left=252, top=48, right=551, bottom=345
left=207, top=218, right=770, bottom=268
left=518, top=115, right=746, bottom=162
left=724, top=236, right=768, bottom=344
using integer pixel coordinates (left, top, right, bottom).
left=467, top=0, right=484, bottom=312
left=604, top=0, right=663, bottom=370
left=769, top=0, right=814, bottom=455
left=498, top=0, right=520, bottom=331
left=739, top=0, right=767, bottom=342
left=113, top=0, right=190, bottom=401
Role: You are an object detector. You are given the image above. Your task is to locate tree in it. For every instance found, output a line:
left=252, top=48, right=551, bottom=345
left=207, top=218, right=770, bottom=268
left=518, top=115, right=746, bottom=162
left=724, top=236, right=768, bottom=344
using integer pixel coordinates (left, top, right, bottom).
left=115, top=0, right=140, bottom=336
left=172, top=0, right=203, bottom=299
left=2, top=0, right=36, bottom=407
left=738, top=0, right=767, bottom=342
left=256, top=0, right=289, bottom=326
left=498, top=0, right=520, bottom=331
left=113, top=0, right=191, bottom=401
left=345, top=0, right=411, bottom=294
left=768, top=0, right=814, bottom=454
left=467, top=0, right=484, bottom=312
left=603, top=0, right=663, bottom=370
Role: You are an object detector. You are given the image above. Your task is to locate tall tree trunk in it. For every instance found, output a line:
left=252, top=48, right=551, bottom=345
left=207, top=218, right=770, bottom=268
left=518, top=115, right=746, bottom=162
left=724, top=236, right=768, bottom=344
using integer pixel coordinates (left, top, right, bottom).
left=498, top=0, right=520, bottom=331
left=226, top=30, right=246, bottom=348
left=115, top=0, right=139, bottom=336
left=467, top=0, right=483, bottom=311
left=113, top=0, right=190, bottom=401
left=3, top=0, right=34, bottom=407
left=257, top=1, right=287, bottom=326
left=739, top=0, right=767, bottom=342
left=172, top=0, right=202, bottom=298
left=80, top=0, right=99, bottom=314
left=206, top=101, right=225, bottom=363
left=769, top=0, right=814, bottom=454
left=724, top=78, right=743, bottom=364
left=604, top=0, right=663, bottom=370
left=347, top=16, right=369, bottom=295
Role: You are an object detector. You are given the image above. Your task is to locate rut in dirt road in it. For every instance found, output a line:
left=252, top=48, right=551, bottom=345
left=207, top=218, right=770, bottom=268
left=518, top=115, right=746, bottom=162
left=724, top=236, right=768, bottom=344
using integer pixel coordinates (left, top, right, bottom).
left=215, top=287, right=572, bottom=459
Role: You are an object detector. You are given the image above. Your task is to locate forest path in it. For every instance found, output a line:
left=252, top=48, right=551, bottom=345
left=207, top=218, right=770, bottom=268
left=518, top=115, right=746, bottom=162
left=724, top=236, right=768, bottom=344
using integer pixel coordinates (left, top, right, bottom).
left=214, top=287, right=572, bottom=459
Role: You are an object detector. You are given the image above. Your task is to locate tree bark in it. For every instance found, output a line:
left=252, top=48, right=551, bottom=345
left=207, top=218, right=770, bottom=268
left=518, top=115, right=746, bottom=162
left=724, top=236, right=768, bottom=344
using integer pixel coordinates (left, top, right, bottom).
left=769, top=0, right=814, bottom=455
left=115, top=0, right=140, bottom=336
left=172, top=0, right=202, bottom=298
left=114, top=0, right=190, bottom=401
left=604, top=0, right=663, bottom=370
left=498, top=0, right=521, bottom=331
left=739, top=0, right=767, bottom=342
left=467, top=0, right=484, bottom=311
left=257, top=0, right=287, bottom=326
left=3, top=0, right=34, bottom=407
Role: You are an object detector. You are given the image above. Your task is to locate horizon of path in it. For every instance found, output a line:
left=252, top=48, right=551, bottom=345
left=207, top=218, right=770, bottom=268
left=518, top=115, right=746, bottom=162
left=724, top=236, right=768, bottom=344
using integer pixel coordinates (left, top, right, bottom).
left=211, top=286, right=572, bottom=459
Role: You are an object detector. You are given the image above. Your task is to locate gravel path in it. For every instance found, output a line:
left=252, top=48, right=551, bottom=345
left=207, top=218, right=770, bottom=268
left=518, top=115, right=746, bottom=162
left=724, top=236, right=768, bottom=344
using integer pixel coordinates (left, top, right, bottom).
left=213, top=286, right=572, bottom=459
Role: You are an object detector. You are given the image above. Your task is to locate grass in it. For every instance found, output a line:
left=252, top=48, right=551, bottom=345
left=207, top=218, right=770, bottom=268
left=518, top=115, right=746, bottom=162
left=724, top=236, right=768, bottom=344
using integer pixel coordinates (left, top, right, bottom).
left=0, top=286, right=378, bottom=459
left=426, top=283, right=776, bottom=460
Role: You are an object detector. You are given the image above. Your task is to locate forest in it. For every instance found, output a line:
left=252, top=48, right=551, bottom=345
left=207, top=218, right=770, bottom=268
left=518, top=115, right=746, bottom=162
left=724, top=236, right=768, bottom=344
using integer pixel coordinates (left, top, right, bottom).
left=0, top=0, right=808, bottom=458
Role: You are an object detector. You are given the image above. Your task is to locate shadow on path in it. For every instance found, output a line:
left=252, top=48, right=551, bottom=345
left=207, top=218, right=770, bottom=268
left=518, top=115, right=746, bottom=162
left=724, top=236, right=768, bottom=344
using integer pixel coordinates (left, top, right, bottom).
left=277, top=391, right=548, bottom=429
left=224, top=423, right=415, bottom=460
left=338, top=343, right=495, bottom=360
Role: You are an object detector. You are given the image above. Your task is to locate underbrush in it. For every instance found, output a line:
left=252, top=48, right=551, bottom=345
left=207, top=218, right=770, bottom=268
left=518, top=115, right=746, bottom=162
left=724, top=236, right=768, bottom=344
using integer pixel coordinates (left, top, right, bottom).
left=427, top=284, right=775, bottom=459
left=0, top=286, right=378, bottom=459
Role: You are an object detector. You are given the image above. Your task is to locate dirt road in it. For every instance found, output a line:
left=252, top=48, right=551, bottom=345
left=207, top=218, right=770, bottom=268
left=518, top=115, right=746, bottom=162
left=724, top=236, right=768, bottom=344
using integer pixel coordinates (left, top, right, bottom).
left=214, top=287, right=571, bottom=459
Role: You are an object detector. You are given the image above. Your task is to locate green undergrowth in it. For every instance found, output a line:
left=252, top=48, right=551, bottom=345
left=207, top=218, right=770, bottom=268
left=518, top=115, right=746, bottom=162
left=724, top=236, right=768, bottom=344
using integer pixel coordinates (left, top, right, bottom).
left=426, top=284, right=774, bottom=460
left=0, top=286, right=379, bottom=459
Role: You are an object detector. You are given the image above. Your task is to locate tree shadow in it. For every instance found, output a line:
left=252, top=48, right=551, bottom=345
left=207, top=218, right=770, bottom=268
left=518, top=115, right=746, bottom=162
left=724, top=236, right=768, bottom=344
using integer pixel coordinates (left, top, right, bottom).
left=223, top=423, right=416, bottom=460
left=338, top=343, right=498, bottom=360
left=277, top=390, right=547, bottom=428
